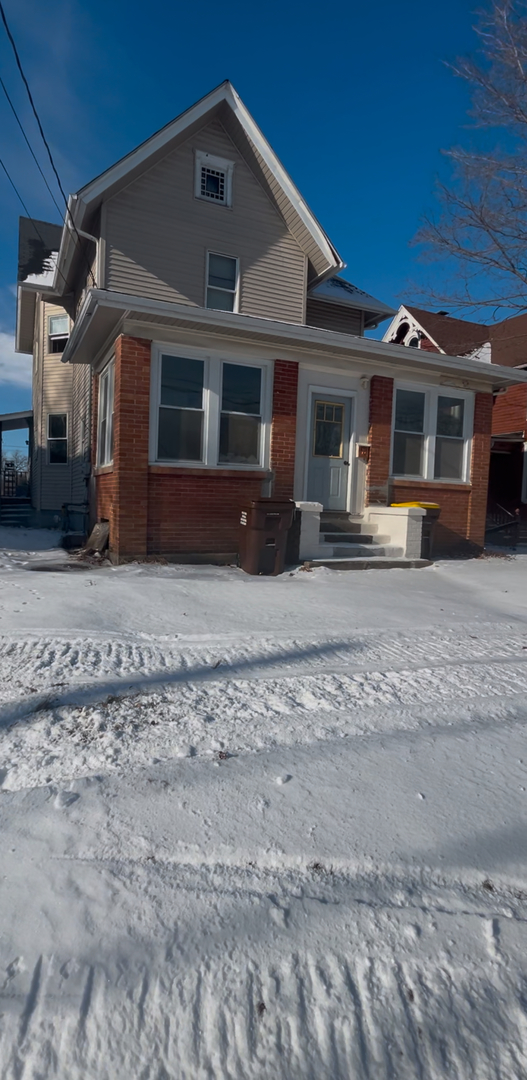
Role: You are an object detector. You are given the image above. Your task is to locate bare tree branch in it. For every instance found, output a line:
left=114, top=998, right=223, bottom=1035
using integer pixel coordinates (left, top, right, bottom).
left=414, top=0, right=527, bottom=315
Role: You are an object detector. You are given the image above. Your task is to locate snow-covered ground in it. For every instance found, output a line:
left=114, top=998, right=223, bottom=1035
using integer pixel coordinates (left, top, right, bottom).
left=1, top=529, right=527, bottom=1078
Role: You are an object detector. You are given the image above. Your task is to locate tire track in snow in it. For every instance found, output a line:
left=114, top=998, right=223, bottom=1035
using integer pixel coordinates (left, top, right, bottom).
left=1, top=623, right=527, bottom=689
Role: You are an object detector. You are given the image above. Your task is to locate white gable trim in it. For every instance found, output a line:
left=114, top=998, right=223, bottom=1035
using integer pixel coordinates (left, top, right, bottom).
left=383, top=305, right=444, bottom=353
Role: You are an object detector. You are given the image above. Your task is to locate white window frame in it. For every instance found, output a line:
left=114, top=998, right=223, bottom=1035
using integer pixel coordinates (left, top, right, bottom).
left=195, top=150, right=234, bottom=207
left=48, top=313, right=70, bottom=354
left=205, top=251, right=240, bottom=313
left=149, top=344, right=272, bottom=470
left=97, top=358, right=115, bottom=467
left=390, top=382, right=475, bottom=483
left=47, top=413, right=68, bottom=465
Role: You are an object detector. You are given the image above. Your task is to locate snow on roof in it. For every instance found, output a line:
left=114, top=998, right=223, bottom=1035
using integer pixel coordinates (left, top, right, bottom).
left=309, top=275, right=396, bottom=317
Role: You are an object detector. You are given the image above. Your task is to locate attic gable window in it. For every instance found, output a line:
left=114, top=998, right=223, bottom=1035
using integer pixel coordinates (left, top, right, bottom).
left=195, top=150, right=233, bottom=207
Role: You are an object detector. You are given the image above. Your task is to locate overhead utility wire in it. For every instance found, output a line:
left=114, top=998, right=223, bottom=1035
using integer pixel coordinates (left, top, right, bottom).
left=0, top=0, right=97, bottom=288
left=0, top=154, right=72, bottom=292
left=0, top=74, right=63, bottom=217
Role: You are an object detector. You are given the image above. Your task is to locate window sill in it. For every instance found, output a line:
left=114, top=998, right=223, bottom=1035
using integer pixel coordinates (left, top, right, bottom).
left=94, top=464, right=114, bottom=475
left=149, top=464, right=268, bottom=479
left=391, top=477, right=471, bottom=490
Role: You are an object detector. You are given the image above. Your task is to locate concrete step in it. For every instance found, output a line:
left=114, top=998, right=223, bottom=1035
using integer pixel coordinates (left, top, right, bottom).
left=321, top=531, right=392, bottom=546
left=304, top=557, right=432, bottom=571
left=319, top=515, right=379, bottom=536
left=317, top=542, right=404, bottom=559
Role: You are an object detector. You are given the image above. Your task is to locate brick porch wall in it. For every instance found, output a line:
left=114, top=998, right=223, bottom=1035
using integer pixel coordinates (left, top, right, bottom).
left=94, top=336, right=298, bottom=560
left=492, top=383, right=527, bottom=436
left=366, top=375, right=393, bottom=504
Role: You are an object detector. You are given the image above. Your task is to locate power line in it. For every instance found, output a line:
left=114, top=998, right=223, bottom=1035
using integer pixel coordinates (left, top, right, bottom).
left=0, top=74, right=63, bottom=217
left=0, top=153, right=72, bottom=293
left=0, top=0, right=97, bottom=288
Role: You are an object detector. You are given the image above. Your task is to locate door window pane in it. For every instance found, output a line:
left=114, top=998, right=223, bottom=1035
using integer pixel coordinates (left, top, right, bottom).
left=395, top=389, right=425, bottom=432
left=393, top=432, right=424, bottom=476
left=160, top=356, right=203, bottom=409
left=436, top=396, right=464, bottom=438
left=313, top=400, right=345, bottom=458
left=158, top=408, right=203, bottom=461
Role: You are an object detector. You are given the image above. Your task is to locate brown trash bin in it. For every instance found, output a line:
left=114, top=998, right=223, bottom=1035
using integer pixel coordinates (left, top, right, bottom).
left=239, top=498, right=295, bottom=575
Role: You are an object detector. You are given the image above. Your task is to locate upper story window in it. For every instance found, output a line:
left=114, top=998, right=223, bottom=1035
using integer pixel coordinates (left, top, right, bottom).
left=47, top=414, right=68, bottom=464
left=48, top=313, right=69, bottom=354
left=392, top=385, right=473, bottom=482
left=97, top=359, right=115, bottom=467
left=195, top=150, right=234, bottom=207
left=206, top=253, right=239, bottom=312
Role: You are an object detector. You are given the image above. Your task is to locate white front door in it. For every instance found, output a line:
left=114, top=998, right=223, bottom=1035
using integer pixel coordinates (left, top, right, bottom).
left=306, top=394, right=352, bottom=511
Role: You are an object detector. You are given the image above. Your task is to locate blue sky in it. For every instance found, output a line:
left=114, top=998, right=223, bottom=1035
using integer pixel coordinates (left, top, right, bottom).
left=0, top=0, right=480, bottom=449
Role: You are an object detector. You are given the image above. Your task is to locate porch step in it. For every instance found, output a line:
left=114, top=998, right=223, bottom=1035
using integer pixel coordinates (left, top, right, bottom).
left=0, top=506, right=32, bottom=527
left=321, top=531, right=391, bottom=546
left=319, top=514, right=379, bottom=536
left=316, top=542, right=404, bottom=559
left=305, top=557, right=432, bottom=571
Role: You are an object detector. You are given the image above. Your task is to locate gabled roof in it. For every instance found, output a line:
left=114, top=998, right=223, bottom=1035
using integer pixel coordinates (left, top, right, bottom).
left=401, top=307, right=489, bottom=356
left=54, top=80, right=344, bottom=295
left=308, top=275, right=396, bottom=329
left=385, top=304, right=527, bottom=369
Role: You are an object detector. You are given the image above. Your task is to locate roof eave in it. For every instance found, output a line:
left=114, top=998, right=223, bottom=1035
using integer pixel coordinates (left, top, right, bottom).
left=62, top=289, right=527, bottom=390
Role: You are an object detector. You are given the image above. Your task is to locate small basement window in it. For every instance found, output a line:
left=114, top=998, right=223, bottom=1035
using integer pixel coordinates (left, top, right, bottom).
left=48, top=313, right=69, bottom=354
left=195, top=150, right=233, bottom=207
left=47, top=414, right=68, bottom=464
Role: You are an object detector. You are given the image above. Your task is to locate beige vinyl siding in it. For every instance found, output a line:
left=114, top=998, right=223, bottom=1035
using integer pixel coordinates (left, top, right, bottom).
left=38, top=301, right=73, bottom=511
left=305, top=299, right=363, bottom=337
left=220, top=104, right=331, bottom=285
left=31, top=301, right=43, bottom=510
left=104, top=118, right=306, bottom=324
left=71, top=362, right=92, bottom=505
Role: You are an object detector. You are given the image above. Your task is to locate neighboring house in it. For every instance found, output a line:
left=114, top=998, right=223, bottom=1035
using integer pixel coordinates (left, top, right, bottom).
left=384, top=306, right=527, bottom=530
left=14, top=81, right=527, bottom=561
left=2, top=217, right=91, bottom=532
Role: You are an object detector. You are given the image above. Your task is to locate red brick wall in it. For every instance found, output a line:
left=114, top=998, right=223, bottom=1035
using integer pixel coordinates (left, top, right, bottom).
left=94, top=339, right=298, bottom=560
left=468, top=392, right=493, bottom=546
left=366, top=375, right=393, bottom=504
left=492, top=383, right=527, bottom=436
left=271, top=359, right=298, bottom=498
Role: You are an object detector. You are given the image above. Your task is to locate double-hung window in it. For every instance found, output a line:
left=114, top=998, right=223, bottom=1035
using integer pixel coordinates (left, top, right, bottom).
left=97, top=360, right=115, bottom=466
left=219, top=363, right=262, bottom=464
left=157, top=355, right=205, bottom=462
left=206, top=253, right=238, bottom=312
left=152, top=350, right=268, bottom=468
left=48, top=314, right=69, bottom=353
left=392, top=386, right=473, bottom=481
left=48, top=414, right=68, bottom=464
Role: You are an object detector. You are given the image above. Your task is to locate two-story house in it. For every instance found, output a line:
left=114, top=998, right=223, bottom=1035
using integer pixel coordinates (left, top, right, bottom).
left=14, top=82, right=527, bottom=561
